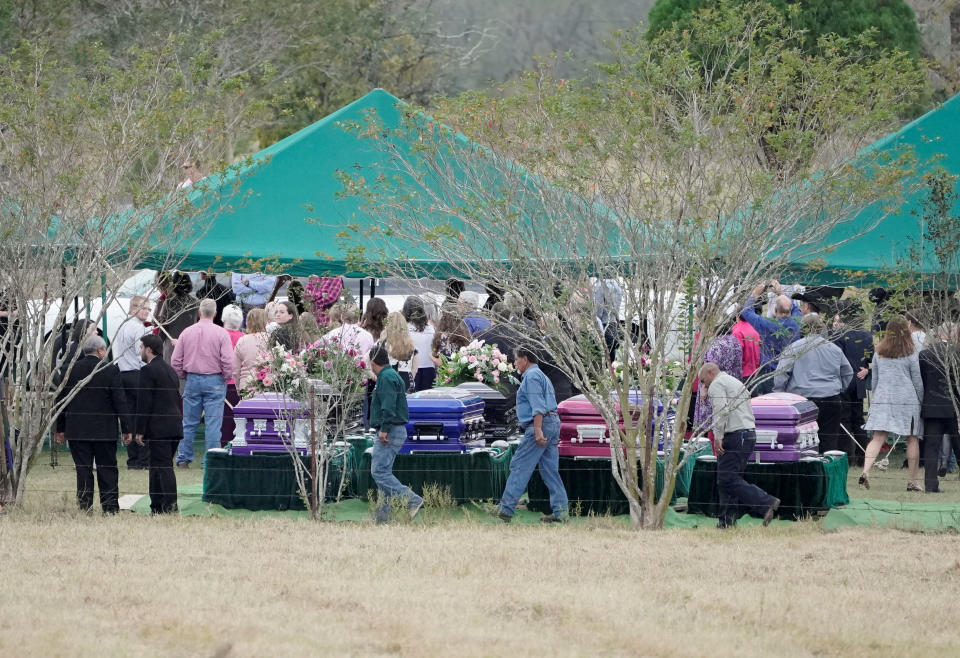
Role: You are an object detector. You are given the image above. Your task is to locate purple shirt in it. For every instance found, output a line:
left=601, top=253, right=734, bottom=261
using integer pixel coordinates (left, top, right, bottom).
left=693, top=335, right=744, bottom=430
left=171, top=318, right=233, bottom=380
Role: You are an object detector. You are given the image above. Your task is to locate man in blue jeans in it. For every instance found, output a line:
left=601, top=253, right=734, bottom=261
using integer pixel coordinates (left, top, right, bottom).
left=368, top=344, right=423, bottom=523
left=699, top=363, right=780, bottom=528
left=171, top=298, right=233, bottom=467
left=497, top=346, right=568, bottom=523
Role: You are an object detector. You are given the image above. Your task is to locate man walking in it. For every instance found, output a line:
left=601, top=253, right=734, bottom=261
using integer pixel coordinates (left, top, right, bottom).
left=112, top=295, right=151, bottom=469
left=368, top=344, right=423, bottom=522
left=741, top=280, right=802, bottom=395
left=55, top=336, right=132, bottom=514
left=171, top=298, right=233, bottom=467
left=699, top=362, right=780, bottom=528
left=774, top=314, right=853, bottom=454
left=497, top=347, right=568, bottom=523
left=130, top=334, right=183, bottom=513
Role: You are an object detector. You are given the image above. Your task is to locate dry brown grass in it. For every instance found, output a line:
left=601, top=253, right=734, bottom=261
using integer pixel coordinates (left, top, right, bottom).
left=2, top=500, right=960, bottom=657
left=4, top=455, right=960, bottom=656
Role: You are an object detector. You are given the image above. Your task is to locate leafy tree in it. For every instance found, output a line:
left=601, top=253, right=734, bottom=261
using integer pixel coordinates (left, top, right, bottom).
left=648, top=0, right=921, bottom=58
left=0, top=38, right=249, bottom=505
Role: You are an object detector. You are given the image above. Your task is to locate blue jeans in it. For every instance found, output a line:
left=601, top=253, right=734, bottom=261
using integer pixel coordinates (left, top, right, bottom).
left=717, top=429, right=776, bottom=527
left=499, top=414, right=568, bottom=518
left=371, top=425, right=423, bottom=522
left=177, top=373, right=227, bottom=465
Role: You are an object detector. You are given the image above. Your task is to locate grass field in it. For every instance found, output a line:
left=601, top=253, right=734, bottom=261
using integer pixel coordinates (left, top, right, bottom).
left=2, top=449, right=960, bottom=657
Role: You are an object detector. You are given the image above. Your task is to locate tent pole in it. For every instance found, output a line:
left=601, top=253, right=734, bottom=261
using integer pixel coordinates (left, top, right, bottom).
left=370, top=277, right=376, bottom=299
left=359, top=279, right=364, bottom=313
left=59, top=267, right=67, bottom=358
left=101, top=274, right=108, bottom=343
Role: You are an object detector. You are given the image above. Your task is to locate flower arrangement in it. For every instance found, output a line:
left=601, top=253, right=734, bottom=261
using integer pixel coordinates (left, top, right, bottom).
left=299, top=337, right=369, bottom=390
left=435, top=340, right=519, bottom=390
left=248, top=343, right=310, bottom=399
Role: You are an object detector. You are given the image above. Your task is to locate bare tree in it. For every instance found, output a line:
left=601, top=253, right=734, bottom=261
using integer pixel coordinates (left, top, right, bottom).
left=0, top=39, right=249, bottom=505
left=333, top=1, right=926, bottom=527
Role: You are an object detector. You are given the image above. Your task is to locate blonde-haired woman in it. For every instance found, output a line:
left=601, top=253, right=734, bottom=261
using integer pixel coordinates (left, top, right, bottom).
left=234, top=308, right=270, bottom=393
left=381, top=311, right=417, bottom=391
left=860, top=316, right=924, bottom=491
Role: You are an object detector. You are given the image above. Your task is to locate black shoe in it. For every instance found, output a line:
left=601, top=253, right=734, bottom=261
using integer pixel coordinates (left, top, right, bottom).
left=925, top=488, right=943, bottom=494
left=762, top=498, right=781, bottom=527
left=495, top=510, right=512, bottom=523
left=858, top=474, right=870, bottom=490
left=540, top=515, right=566, bottom=524
left=938, top=466, right=947, bottom=478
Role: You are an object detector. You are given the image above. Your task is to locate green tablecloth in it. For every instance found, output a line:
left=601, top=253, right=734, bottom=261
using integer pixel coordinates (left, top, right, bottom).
left=687, top=454, right=849, bottom=521
left=202, top=449, right=350, bottom=511
left=526, top=443, right=710, bottom=516
left=355, top=447, right=513, bottom=502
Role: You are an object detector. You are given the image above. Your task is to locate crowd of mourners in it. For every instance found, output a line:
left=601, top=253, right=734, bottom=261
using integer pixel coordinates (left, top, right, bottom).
left=693, top=280, right=960, bottom=495
left=1, top=271, right=958, bottom=519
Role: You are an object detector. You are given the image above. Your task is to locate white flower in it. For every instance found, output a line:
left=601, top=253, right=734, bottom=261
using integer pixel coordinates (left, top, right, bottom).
left=497, top=362, right=509, bottom=372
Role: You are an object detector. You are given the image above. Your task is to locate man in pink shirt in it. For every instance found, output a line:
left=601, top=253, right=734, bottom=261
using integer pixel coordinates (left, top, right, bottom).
left=171, top=298, right=233, bottom=466
left=731, top=312, right=762, bottom=382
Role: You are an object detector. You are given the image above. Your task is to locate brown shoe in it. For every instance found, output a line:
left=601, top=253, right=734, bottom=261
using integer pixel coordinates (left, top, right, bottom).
left=762, top=498, right=780, bottom=527
left=176, top=462, right=190, bottom=469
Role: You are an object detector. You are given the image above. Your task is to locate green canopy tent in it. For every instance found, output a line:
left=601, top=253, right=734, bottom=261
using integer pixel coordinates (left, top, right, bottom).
left=137, top=89, right=628, bottom=279
left=790, top=93, right=960, bottom=286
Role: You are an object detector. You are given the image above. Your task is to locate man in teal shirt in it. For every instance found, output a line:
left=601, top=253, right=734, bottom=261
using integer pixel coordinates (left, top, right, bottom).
left=368, top=344, right=423, bottom=522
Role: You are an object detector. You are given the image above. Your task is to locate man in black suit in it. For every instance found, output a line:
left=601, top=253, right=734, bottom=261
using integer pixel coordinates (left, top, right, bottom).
left=55, top=336, right=132, bottom=513
left=129, top=334, right=183, bottom=514
left=832, top=301, right=873, bottom=465
left=919, top=330, right=960, bottom=493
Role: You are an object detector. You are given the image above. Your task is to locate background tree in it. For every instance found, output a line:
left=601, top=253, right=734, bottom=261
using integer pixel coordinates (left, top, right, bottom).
left=338, top=0, right=925, bottom=528
left=0, top=0, right=497, bottom=160
left=648, top=0, right=922, bottom=58
left=0, top=38, right=248, bottom=505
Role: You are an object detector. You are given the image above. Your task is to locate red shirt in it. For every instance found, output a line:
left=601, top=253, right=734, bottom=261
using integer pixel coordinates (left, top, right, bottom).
left=731, top=319, right=761, bottom=378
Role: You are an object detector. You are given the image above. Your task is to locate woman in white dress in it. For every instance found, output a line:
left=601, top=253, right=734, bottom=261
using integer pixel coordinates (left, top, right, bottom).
left=403, top=296, right=436, bottom=391
left=860, top=316, right=924, bottom=491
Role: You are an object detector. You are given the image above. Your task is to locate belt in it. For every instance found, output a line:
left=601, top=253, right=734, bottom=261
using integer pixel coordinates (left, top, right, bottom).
left=723, top=428, right=755, bottom=438
left=186, top=372, right=223, bottom=377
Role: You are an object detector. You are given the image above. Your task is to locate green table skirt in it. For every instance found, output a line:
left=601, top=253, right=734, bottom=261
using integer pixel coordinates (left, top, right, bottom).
left=355, top=447, right=513, bottom=502
left=202, top=449, right=350, bottom=511
left=687, top=454, right=849, bottom=521
left=526, top=444, right=709, bottom=516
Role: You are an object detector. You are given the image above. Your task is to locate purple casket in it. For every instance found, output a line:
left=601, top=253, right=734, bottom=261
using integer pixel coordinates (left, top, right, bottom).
left=402, top=387, right=486, bottom=454
left=231, top=393, right=310, bottom=456
left=750, top=392, right=819, bottom=462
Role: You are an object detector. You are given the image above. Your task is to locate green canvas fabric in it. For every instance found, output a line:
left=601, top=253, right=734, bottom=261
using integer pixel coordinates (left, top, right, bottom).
left=687, top=454, right=848, bottom=521
left=354, top=446, right=513, bottom=502
left=201, top=449, right=350, bottom=511
left=790, top=93, right=960, bottom=284
left=525, top=444, right=709, bottom=516
left=821, top=498, right=960, bottom=531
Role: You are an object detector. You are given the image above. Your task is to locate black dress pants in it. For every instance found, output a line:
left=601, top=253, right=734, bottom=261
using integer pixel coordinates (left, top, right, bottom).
left=68, top=439, right=119, bottom=513
left=120, top=370, right=149, bottom=468
left=923, top=417, right=960, bottom=493
left=717, top=429, right=776, bottom=527
left=839, top=390, right=867, bottom=465
left=148, top=436, right=180, bottom=513
left=809, top=394, right=844, bottom=454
